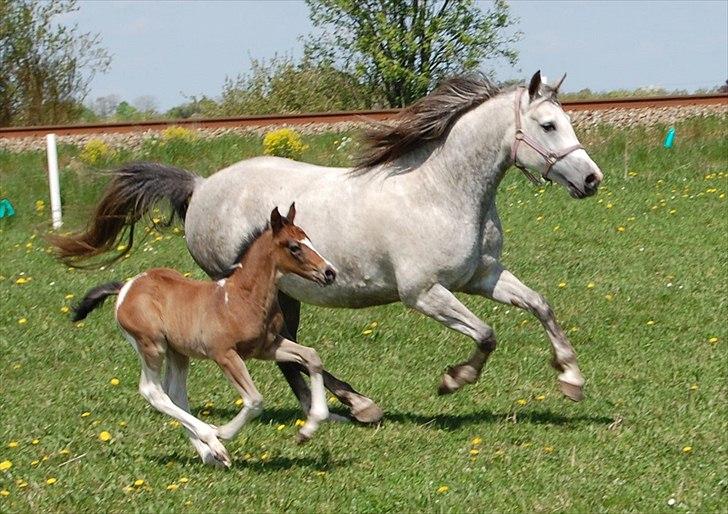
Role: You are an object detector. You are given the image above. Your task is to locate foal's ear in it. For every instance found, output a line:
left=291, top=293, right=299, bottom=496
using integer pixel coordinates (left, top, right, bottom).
left=270, top=207, right=284, bottom=234
left=528, top=70, right=542, bottom=101
left=286, top=202, right=296, bottom=223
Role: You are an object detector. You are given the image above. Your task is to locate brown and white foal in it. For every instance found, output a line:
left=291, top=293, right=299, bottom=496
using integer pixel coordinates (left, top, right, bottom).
left=72, top=204, right=336, bottom=468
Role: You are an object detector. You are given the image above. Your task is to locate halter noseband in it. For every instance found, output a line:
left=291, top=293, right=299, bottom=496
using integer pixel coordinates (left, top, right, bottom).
left=511, top=87, right=584, bottom=185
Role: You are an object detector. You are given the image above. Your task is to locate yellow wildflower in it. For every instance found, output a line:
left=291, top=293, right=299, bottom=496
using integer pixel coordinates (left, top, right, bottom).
left=46, top=477, right=57, bottom=485
left=31, top=439, right=39, bottom=445
left=617, top=226, right=625, bottom=232
left=437, top=485, right=449, bottom=494
left=31, top=460, right=39, bottom=466
left=60, top=306, right=70, bottom=314
left=178, top=477, right=189, bottom=484
left=682, top=446, right=692, bottom=454
left=0, top=490, right=9, bottom=497
left=295, top=419, right=306, bottom=427
left=469, top=449, right=480, bottom=456
left=535, top=394, right=546, bottom=401
left=15, top=277, right=28, bottom=284
left=690, top=384, right=698, bottom=391
left=134, top=479, right=145, bottom=487
left=18, top=318, right=27, bottom=325
left=516, top=399, right=527, bottom=406
left=0, top=460, right=12, bottom=471
left=277, top=424, right=286, bottom=431
left=605, top=294, right=613, bottom=301
left=362, top=329, right=373, bottom=335
left=110, top=378, right=120, bottom=386
left=558, top=282, right=566, bottom=288
left=646, top=320, right=655, bottom=326
left=544, top=446, right=554, bottom=453
left=59, top=448, right=70, bottom=455
left=7, top=441, right=18, bottom=448
left=471, top=437, right=482, bottom=446
left=234, top=398, right=244, bottom=406
left=64, top=293, right=74, bottom=299
left=708, top=337, right=718, bottom=344
left=166, top=484, right=179, bottom=491
left=98, top=431, right=112, bottom=442
left=587, top=282, right=595, bottom=289
left=81, top=412, right=91, bottom=417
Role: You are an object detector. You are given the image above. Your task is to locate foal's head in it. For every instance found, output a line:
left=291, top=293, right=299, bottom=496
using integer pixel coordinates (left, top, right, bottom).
left=269, top=203, right=337, bottom=286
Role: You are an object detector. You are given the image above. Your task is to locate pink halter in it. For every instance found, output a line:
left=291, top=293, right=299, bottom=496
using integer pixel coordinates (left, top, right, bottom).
left=511, top=87, right=583, bottom=184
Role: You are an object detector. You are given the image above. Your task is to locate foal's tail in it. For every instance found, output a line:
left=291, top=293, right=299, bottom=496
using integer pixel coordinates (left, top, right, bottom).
left=72, top=282, right=125, bottom=322
left=47, top=162, right=202, bottom=267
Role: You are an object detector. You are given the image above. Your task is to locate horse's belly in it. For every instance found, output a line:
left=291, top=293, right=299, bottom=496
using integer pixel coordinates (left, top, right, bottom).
left=279, top=272, right=399, bottom=308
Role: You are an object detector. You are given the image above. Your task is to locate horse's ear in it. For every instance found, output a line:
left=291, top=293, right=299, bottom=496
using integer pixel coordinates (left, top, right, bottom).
left=528, top=70, right=542, bottom=101
left=553, top=73, right=567, bottom=93
left=270, top=207, right=284, bottom=234
left=286, top=202, right=296, bottom=223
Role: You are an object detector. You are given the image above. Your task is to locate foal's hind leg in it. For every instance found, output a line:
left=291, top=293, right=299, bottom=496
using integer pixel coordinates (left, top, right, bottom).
left=213, top=350, right=263, bottom=441
left=277, top=292, right=383, bottom=423
left=465, top=265, right=585, bottom=401
left=163, top=349, right=224, bottom=467
left=402, top=284, right=497, bottom=395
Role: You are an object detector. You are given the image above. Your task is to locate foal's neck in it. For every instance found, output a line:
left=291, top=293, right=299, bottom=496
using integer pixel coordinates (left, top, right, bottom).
left=226, top=231, right=280, bottom=313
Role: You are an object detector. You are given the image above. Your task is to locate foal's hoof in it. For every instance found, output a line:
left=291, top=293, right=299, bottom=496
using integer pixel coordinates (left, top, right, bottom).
left=559, top=380, right=585, bottom=402
left=351, top=400, right=384, bottom=424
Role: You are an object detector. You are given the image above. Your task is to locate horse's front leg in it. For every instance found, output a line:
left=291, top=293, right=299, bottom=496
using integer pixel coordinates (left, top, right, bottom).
left=402, top=283, right=497, bottom=395
left=277, top=292, right=384, bottom=423
left=464, top=265, right=585, bottom=401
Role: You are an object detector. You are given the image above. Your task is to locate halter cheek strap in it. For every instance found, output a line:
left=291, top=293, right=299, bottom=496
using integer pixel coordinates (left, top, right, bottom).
left=511, top=87, right=584, bottom=185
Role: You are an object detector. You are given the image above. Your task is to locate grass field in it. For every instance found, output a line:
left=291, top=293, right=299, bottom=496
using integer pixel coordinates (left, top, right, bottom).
left=0, top=118, right=726, bottom=513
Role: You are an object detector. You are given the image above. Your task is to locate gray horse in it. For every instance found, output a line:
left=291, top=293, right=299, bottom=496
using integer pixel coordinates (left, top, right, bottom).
left=52, top=71, right=603, bottom=431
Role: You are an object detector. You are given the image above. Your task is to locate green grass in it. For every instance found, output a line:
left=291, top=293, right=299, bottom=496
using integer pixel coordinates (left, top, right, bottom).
left=0, top=119, right=726, bottom=513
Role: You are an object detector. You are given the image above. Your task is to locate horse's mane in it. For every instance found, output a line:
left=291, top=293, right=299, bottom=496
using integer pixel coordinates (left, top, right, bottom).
left=354, top=74, right=501, bottom=172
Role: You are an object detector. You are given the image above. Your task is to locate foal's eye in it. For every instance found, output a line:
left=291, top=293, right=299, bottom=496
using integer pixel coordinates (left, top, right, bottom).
left=289, top=244, right=301, bottom=255
left=541, top=122, right=556, bottom=132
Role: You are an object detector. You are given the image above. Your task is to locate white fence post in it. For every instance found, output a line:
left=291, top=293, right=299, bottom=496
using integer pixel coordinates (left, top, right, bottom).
left=46, top=133, right=62, bottom=229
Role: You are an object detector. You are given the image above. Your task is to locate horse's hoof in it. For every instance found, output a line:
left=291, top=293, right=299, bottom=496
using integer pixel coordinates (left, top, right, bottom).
left=328, top=413, right=350, bottom=423
left=559, top=380, right=585, bottom=402
left=296, top=431, right=311, bottom=445
left=351, top=401, right=384, bottom=424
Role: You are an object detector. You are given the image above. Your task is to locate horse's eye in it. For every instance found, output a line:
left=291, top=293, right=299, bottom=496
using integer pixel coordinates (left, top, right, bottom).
left=289, top=244, right=301, bottom=255
left=541, top=122, right=556, bottom=132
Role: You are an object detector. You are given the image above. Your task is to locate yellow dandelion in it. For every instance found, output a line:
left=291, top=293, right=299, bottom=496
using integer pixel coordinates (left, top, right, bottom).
left=536, top=215, right=544, bottom=221
left=708, top=337, right=718, bottom=344
left=118, top=421, right=127, bottom=427
left=98, top=431, right=112, bottom=442
left=31, top=439, right=39, bottom=445
left=15, top=277, right=28, bottom=285
left=295, top=419, right=306, bottom=427
left=46, top=477, right=57, bottom=485
left=110, top=378, right=120, bottom=386
left=558, top=282, right=566, bottom=288
left=260, top=451, right=271, bottom=462
left=535, top=394, right=546, bottom=401
left=587, top=282, right=595, bottom=289
left=682, top=446, right=692, bottom=453
left=18, top=318, right=27, bottom=325
left=81, top=411, right=91, bottom=417
left=471, top=436, right=482, bottom=446
left=35, top=200, right=45, bottom=212
left=133, top=479, right=145, bottom=487
left=362, top=329, right=373, bottom=335
left=184, top=501, right=192, bottom=506
left=201, top=410, right=210, bottom=416
left=59, top=448, right=70, bottom=455
left=17, top=480, right=27, bottom=489
left=31, top=460, right=39, bottom=466
left=516, top=399, right=528, bottom=406
left=277, top=424, right=286, bottom=431
left=234, top=398, right=244, bottom=406
left=605, top=294, right=614, bottom=301
left=12, top=364, right=21, bottom=370
left=469, top=448, right=480, bottom=456
left=646, top=320, right=655, bottom=326
left=437, top=485, right=449, bottom=494
left=183, top=272, right=191, bottom=277
left=166, top=483, right=179, bottom=491
left=178, top=477, right=189, bottom=484
left=690, top=384, right=698, bottom=391
left=60, top=306, right=70, bottom=314
left=606, top=203, right=613, bottom=209
left=168, top=420, right=180, bottom=428
left=617, top=226, right=625, bottom=232
left=7, top=441, right=18, bottom=448
left=553, top=225, right=560, bottom=232
left=0, top=490, right=9, bottom=497
left=544, top=446, right=554, bottom=453
left=0, top=460, right=12, bottom=471
left=64, top=293, right=74, bottom=299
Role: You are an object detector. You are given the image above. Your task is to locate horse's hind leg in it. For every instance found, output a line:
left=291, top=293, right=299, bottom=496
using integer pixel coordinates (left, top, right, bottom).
left=402, top=284, right=497, bottom=395
left=277, top=292, right=383, bottom=424
left=163, top=349, right=223, bottom=467
left=213, top=350, right=263, bottom=441
left=465, top=265, right=585, bottom=401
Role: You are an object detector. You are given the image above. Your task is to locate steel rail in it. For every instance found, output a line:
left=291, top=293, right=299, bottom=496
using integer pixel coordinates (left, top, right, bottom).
left=1, top=94, right=726, bottom=139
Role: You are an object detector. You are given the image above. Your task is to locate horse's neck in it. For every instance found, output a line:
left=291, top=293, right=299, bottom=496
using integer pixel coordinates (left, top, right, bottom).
left=227, top=233, right=279, bottom=314
left=392, top=92, right=514, bottom=214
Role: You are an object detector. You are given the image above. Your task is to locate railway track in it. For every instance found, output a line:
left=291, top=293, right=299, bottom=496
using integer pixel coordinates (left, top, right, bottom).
left=1, top=94, right=726, bottom=139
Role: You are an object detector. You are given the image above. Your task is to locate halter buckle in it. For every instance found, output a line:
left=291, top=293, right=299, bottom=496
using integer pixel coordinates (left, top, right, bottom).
left=547, top=154, right=558, bottom=165
left=514, top=129, right=524, bottom=140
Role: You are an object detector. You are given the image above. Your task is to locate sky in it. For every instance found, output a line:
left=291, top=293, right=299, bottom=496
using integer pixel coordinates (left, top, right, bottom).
left=62, top=0, right=728, bottom=111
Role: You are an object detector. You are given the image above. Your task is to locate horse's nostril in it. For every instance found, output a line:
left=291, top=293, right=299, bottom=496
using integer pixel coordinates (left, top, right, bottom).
left=585, top=173, right=597, bottom=187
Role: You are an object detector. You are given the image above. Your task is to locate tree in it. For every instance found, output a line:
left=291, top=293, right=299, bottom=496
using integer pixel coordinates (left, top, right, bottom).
left=132, top=95, right=158, bottom=115
left=91, top=94, right=121, bottom=118
left=0, top=0, right=110, bottom=126
left=304, top=0, right=520, bottom=107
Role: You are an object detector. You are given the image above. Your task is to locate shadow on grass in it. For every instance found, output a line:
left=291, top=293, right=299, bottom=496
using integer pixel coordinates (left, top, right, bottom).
left=152, top=449, right=353, bottom=472
left=194, top=406, right=351, bottom=425
left=384, top=409, right=614, bottom=430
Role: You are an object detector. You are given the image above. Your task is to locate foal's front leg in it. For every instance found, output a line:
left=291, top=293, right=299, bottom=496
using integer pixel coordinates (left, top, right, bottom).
left=213, top=350, right=263, bottom=441
left=464, top=265, right=585, bottom=401
left=401, top=283, right=497, bottom=395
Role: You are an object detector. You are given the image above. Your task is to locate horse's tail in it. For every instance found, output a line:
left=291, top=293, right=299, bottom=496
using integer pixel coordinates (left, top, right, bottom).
left=47, top=162, right=201, bottom=267
left=72, top=281, right=125, bottom=322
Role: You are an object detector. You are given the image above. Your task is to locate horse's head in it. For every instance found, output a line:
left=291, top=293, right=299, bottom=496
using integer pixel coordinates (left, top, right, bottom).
left=513, top=71, right=603, bottom=198
left=270, top=203, right=337, bottom=286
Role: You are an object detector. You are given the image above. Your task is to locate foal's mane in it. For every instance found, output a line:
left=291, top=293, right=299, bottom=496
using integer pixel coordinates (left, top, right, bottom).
left=354, top=74, right=501, bottom=172
left=223, top=224, right=269, bottom=278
